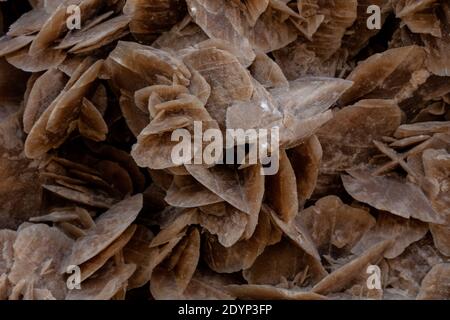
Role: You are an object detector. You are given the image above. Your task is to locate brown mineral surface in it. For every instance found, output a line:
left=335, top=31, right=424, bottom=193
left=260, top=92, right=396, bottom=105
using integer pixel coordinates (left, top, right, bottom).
left=0, top=0, right=449, bottom=300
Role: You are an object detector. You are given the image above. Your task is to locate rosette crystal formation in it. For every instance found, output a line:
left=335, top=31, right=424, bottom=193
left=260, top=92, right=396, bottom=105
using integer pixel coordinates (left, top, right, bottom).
left=0, top=0, right=449, bottom=300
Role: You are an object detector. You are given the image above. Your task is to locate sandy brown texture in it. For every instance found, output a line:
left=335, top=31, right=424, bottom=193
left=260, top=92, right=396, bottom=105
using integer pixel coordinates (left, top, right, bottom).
left=0, top=0, right=449, bottom=300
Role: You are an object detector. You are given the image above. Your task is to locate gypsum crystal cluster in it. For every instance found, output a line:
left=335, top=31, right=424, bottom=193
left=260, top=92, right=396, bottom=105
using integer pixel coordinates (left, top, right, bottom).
left=0, top=0, right=449, bottom=300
